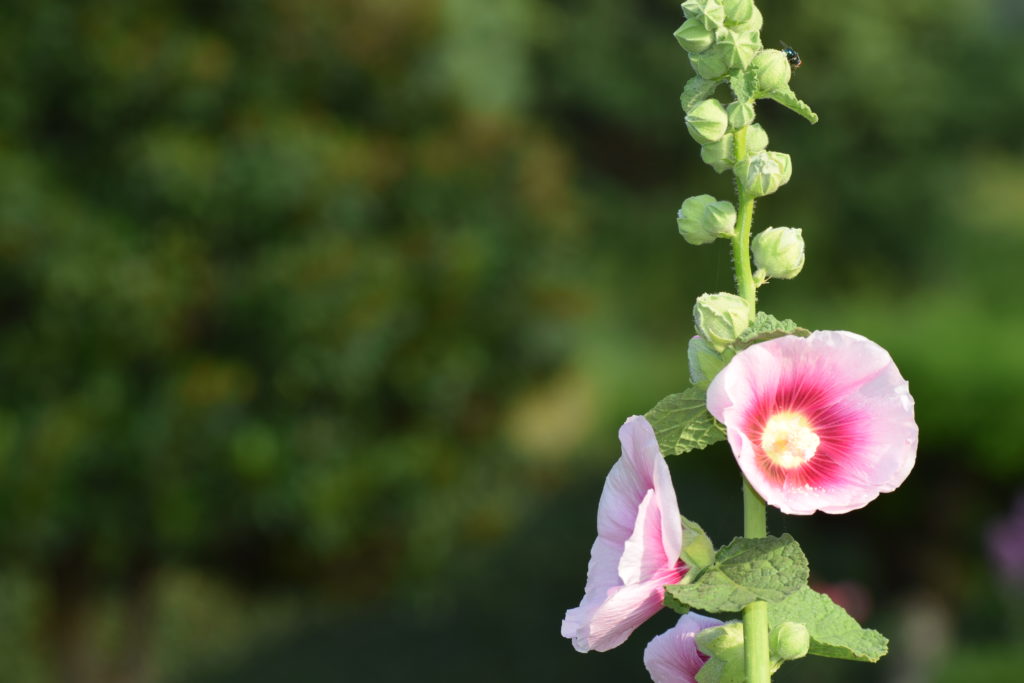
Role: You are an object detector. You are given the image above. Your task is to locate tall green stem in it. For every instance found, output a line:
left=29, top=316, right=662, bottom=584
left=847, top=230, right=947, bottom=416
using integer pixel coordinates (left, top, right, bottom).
left=731, top=126, right=756, bottom=316
left=732, top=123, right=771, bottom=683
left=742, top=480, right=770, bottom=683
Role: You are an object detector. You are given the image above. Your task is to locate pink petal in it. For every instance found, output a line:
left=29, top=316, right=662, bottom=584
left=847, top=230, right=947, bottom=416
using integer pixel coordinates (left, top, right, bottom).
left=598, top=416, right=683, bottom=561
left=619, top=489, right=669, bottom=585
left=562, top=416, right=687, bottom=652
left=707, top=331, right=917, bottom=515
left=644, top=613, right=723, bottom=683
left=564, top=580, right=669, bottom=652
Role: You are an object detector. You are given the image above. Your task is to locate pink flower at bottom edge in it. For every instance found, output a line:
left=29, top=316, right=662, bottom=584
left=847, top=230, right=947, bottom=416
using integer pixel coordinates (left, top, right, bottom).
left=707, top=330, right=917, bottom=515
left=644, top=613, right=724, bottom=683
left=561, top=416, right=688, bottom=652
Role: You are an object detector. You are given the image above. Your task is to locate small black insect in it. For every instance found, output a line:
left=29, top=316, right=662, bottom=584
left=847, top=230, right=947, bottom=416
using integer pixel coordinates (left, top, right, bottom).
left=780, top=41, right=802, bottom=69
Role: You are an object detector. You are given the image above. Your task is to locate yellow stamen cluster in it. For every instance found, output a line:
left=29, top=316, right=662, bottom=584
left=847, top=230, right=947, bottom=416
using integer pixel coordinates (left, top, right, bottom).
left=760, top=411, right=819, bottom=469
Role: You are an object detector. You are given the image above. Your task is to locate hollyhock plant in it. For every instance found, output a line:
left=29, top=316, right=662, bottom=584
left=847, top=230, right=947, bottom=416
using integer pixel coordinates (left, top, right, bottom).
left=561, top=416, right=688, bottom=652
left=564, top=1, right=915, bottom=679
left=707, top=331, right=917, bottom=515
left=644, top=613, right=724, bottom=683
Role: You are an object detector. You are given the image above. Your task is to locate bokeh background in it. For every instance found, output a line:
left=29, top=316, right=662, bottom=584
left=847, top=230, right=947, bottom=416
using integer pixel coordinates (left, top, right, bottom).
left=1, top=0, right=1023, bottom=681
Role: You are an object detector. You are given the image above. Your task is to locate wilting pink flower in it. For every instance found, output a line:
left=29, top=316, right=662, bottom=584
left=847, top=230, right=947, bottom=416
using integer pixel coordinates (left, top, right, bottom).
left=707, top=330, right=917, bottom=515
left=644, top=613, right=723, bottom=683
left=561, top=416, right=688, bottom=652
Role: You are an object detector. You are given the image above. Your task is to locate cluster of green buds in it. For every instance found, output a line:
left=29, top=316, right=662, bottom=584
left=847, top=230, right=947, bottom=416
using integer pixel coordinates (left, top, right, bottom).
left=674, top=0, right=817, bottom=377
left=693, top=619, right=811, bottom=681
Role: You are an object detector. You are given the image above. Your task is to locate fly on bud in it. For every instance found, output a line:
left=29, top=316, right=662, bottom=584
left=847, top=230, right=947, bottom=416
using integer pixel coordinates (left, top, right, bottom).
left=780, top=41, right=802, bottom=69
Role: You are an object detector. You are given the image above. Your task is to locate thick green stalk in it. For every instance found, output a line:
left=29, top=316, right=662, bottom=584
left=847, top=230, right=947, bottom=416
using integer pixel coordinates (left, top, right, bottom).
left=743, top=480, right=770, bottom=683
left=733, top=123, right=771, bottom=683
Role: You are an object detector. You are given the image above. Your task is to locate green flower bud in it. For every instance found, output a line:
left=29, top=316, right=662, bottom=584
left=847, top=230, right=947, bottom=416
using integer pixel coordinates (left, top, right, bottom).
left=746, top=123, right=769, bottom=154
left=770, top=622, right=810, bottom=661
left=681, top=0, right=726, bottom=30
left=727, top=101, right=755, bottom=129
left=674, top=18, right=715, bottom=54
left=677, top=194, right=714, bottom=243
left=733, top=4, right=763, bottom=33
left=688, top=335, right=733, bottom=388
left=693, top=292, right=751, bottom=351
left=752, top=226, right=805, bottom=279
left=716, top=28, right=760, bottom=70
left=705, top=200, right=736, bottom=236
left=735, top=150, right=792, bottom=197
left=688, top=44, right=731, bottom=80
left=685, top=98, right=729, bottom=145
left=695, top=621, right=745, bottom=659
left=677, top=194, right=736, bottom=244
left=752, top=49, right=792, bottom=92
left=722, top=0, right=754, bottom=26
left=679, top=515, right=716, bottom=570
left=700, top=133, right=735, bottom=173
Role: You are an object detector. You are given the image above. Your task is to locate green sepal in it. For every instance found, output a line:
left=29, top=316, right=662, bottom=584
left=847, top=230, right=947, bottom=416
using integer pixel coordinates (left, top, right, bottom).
left=700, top=134, right=735, bottom=174
left=681, top=76, right=722, bottom=113
left=760, top=84, right=819, bottom=124
left=664, top=534, right=809, bottom=614
left=767, top=586, right=889, bottom=663
left=695, top=655, right=746, bottom=683
left=688, top=336, right=734, bottom=389
left=644, top=387, right=726, bottom=456
left=680, top=515, right=716, bottom=571
left=695, top=622, right=747, bottom=683
left=734, top=311, right=810, bottom=349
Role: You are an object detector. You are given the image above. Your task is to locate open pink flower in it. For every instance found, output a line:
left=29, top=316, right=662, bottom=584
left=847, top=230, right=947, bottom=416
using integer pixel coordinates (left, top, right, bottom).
left=644, top=613, right=723, bottom=683
left=707, top=330, right=917, bottom=515
left=561, top=416, right=688, bottom=652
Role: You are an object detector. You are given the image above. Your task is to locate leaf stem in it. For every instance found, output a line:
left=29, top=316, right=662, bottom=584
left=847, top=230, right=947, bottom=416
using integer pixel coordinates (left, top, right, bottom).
left=734, top=123, right=771, bottom=683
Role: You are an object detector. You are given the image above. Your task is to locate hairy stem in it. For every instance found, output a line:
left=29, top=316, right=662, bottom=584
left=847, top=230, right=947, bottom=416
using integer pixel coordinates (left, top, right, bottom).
left=731, top=126, right=756, bottom=316
left=733, top=123, right=771, bottom=683
left=743, top=480, right=770, bottom=683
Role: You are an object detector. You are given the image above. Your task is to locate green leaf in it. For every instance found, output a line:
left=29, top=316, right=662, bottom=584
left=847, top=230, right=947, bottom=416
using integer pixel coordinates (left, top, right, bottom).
left=645, top=388, right=726, bottom=456
left=734, top=311, right=809, bottom=349
left=729, top=71, right=758, bottom=103
left=663, top=590, right=692, bottom=616
left=664, top=534, right=809, bottom=613
left=681, top=76, right=721, bottom=113
left=760, top=85, right=819, bottom=124
left=767, top=586, right=889, bottom=662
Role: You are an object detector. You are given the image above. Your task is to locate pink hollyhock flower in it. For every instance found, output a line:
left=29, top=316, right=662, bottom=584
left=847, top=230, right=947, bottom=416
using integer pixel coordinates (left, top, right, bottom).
left=643, top=613, right=723, bottom=683
left=707, top=330, right=917, bottom=515
left=561, top=416, right=688, bottom=652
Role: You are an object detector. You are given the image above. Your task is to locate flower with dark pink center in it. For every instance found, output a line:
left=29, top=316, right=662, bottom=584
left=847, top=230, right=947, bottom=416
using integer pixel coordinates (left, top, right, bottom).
left=644, top=613, right=723, bottom=683
left=561, top=416, right=689, bottom=652
left=707, top=330, right=917, bottom=515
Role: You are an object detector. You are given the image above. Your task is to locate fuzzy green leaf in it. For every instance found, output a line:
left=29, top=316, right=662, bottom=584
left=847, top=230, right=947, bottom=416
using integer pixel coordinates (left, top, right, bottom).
left=681, top=76, right=721, bottom=113
left=664, top=534, right=809, bottom=613
left=645, top=388, right=726, bottom=456
left=734, top=311, right=809, bottom=349
left=760, top=85, right=819, bottom=124
left=767, top=586, right=889, bottom=662
left=729, top=71, right=758, bottom=103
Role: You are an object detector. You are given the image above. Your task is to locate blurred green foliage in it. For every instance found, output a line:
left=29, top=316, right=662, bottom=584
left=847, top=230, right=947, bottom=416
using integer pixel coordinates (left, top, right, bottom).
left=1, top=0, right=1024, bottom=680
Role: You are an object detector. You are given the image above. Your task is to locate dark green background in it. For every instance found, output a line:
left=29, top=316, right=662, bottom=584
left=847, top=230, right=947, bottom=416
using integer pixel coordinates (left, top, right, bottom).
left=0, top=0, right=1022, bottom=681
